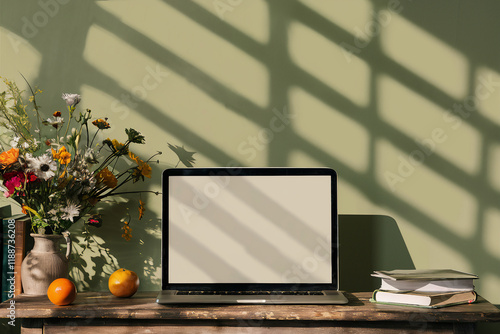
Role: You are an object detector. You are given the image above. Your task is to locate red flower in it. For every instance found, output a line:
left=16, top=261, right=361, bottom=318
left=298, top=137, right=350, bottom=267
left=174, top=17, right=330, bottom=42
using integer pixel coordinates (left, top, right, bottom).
left=26, top=172, right=38, bottom=183
left=87, top=215, right=103, bottom=228
left=3, top=171, right=25, bottom=197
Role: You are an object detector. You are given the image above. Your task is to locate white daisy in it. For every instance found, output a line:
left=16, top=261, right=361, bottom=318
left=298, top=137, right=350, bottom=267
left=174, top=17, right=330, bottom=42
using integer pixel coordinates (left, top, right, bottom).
left=45, top=116, right=64, bottom=128
left=60, top=202, right=80, bottom=222
left=61, top=93, right=81, bottom=106
left=26, top=154, right=57, bottom=180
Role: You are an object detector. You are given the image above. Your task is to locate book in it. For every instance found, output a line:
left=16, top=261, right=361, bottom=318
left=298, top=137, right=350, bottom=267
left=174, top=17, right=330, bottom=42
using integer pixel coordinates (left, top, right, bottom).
left=371, top=289, right=477, bottom=308
left=14, top=217, right=32, bottom=296
left=372, top=269, right=478, bottom=293
left=372, top=269, right=479, bottom=280
left=378, top=278, right=475, bottom=292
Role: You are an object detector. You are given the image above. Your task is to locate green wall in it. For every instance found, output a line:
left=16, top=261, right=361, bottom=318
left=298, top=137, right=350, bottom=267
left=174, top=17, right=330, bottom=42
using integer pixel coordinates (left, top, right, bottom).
left=1, top=0, right=499, bottom=320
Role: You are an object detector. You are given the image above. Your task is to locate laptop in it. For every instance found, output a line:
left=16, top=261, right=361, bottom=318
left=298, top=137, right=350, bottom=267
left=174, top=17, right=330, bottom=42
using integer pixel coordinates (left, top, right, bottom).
left=156, top=167, right=348, bottom=304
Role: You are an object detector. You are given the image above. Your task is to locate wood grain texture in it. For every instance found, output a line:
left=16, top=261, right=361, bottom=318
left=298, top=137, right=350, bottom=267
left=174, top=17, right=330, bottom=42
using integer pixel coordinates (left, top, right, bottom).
left=0, top=292, right=499, bottom=324
left=42, top=323, right=458, bottom=334
left=41, top=318, right=464, bottom=334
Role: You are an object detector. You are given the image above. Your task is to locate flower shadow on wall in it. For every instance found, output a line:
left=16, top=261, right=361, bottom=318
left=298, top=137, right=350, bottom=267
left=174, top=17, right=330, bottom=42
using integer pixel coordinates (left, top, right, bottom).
left=68, top=140, right=195, bottom=291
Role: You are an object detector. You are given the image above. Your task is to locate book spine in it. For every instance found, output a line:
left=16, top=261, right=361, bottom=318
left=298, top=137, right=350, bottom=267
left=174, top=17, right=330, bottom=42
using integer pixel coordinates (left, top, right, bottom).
left=14, top=218, right=31, bottom=296
left=370, top=290, right=477, bottom=308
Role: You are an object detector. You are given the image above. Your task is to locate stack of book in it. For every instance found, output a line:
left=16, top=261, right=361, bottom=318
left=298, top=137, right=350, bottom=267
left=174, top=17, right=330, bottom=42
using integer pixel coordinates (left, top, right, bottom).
left=370, top=269, right=478, bottom=308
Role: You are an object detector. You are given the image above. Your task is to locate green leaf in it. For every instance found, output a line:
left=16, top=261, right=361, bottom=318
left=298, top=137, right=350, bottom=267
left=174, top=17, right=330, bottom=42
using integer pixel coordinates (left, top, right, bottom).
left=125, top=128, right=145, bottom=144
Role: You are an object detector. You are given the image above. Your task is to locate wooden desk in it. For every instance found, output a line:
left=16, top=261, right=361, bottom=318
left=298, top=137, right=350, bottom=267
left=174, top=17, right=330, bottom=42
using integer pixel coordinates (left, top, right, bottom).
left=1, top=292, right=499, bottom=333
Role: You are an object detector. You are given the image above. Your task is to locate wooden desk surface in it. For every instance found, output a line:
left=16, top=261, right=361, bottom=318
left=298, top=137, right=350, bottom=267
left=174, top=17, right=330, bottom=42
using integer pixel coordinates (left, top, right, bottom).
left=2, top=291, right=500, bottom=323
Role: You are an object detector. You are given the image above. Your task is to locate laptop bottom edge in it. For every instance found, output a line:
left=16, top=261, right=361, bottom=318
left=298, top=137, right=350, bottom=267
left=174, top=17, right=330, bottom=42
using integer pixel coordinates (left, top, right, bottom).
left=156, top=290, right=348, bottom=305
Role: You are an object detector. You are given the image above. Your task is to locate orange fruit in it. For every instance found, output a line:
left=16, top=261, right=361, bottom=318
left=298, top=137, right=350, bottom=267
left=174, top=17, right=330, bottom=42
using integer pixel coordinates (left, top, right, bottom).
left=108, top=268, right=140, bottom=297
left=47, top=278, right=77, bottom=306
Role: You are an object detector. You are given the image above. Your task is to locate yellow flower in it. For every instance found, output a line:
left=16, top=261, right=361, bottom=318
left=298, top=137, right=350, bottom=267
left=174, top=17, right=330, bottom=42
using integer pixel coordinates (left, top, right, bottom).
left=139, top=162, right=151, bottom=178
left=92, top=118, right=110, bottom=130
left=59, top=151, right=71, bottom=165
left=54, top=146, right=71, bottom=164
left=52, top=146, right=71, bottom=164
left=112, top=139, right=125, bottom=151
left=128, top=151, right=141, bottom=164
left=0, top=148, right=19, bottom=167
left=105, top=138, right=128, bottom=155
left=96, top=167, right=118, bottom=188
left=132, top=162, right=152, bottom=180
left=129, top=152, right=152, bottom=180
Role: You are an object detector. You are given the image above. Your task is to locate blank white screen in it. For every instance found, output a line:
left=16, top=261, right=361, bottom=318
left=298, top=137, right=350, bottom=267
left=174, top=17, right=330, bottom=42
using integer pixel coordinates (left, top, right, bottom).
left=168, top=175, right=332, bottom=284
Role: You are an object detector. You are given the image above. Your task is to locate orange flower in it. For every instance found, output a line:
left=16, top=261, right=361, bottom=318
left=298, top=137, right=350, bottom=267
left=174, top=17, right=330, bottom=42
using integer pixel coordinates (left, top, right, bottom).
left=53, top=111, right=61, bottom=117
left=129, top=152, right=151, bottom=180
left=0, top=148, right=19, bottom=167
left=52, top=146, right=71, bottom=164
left=138, top=162, right=151, bottom=178
left=132, top=162, right=152, bottom=180
left=112, top=139, right=127, bottom=154
left=52, top=146, right=64, bottom=159
left=121, top=221, right=132, bottom=241
left=96, top=167, right=117, bottom=188
left=92, top=118, right=111, bottom=130
left=128, top=151, right=141, bottom=164
left=59, top=151, right=71, bottom=165
left=138, top=200, right=145, bottom=220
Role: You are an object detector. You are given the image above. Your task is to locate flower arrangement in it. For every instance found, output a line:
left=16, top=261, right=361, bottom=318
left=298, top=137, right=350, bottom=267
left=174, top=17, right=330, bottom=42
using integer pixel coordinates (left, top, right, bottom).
left=0, top=77, right=194, bottom=238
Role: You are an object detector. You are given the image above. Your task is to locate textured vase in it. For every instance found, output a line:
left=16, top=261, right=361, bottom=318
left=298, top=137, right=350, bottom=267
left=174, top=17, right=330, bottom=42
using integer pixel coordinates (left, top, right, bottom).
left=21, top=231, right=72, bottom=295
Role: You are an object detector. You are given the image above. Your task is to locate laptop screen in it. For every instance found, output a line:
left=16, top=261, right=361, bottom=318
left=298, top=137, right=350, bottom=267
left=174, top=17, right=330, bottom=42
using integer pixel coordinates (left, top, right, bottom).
left=162, top=168, right=338, bottom=289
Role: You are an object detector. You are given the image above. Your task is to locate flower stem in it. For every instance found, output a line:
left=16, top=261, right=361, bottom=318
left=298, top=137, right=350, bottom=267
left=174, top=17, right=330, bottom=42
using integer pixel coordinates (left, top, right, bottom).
left=98, top=190, right=160, bottom=198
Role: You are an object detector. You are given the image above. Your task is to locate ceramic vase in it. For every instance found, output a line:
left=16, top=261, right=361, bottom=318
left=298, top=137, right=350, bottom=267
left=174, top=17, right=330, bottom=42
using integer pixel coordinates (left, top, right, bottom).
left=20, top=231, right=72, bottom=295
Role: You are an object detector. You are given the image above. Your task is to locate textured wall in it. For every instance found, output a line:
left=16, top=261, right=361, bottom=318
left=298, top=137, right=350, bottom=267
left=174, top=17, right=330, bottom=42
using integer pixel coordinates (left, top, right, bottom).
left=1, top=1, right=500, bottom=316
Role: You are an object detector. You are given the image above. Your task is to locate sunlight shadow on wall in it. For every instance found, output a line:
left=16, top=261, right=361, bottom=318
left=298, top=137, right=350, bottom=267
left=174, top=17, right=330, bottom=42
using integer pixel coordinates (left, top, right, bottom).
left=375, top=138, right=477, bottom=239
left=380, top=11, right=468, bottom=100
left=290, top=86, right=370, bottom=173
left=377, top=74, right=482, bottom=175
left=289, top=21, right=371, bottom=107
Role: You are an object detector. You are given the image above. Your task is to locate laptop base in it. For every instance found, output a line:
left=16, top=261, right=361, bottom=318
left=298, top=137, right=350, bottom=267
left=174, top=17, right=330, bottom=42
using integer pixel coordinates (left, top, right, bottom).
left=156, top=290, right=348, bottom=304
